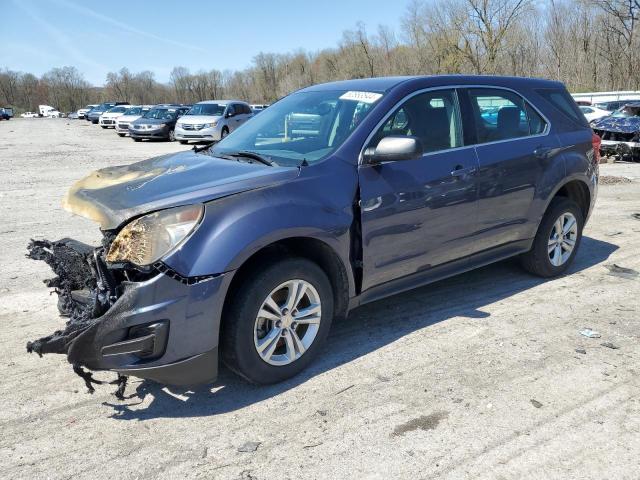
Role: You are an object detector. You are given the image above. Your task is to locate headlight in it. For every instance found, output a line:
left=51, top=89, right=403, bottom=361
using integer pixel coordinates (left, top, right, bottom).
left=151, top=123, right=165, bottom=129
left=106, top=204, right=203, bottom=266
left=205, top=121, right=218, bottom=128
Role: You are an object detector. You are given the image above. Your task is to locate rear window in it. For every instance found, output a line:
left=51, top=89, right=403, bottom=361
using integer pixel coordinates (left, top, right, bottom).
left=536, top=88, right=588, bottom=127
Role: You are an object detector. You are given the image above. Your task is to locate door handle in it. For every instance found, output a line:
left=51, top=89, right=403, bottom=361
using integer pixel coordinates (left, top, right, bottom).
left=534, top=146, right=553, bottom=159
left=450, top=165, right=477, bottom=178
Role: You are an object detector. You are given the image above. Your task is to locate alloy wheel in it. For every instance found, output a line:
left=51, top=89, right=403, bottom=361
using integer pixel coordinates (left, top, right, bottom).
left=253, top=279, right=321, bottom=366
left=548, top=212, right=578, bottom=266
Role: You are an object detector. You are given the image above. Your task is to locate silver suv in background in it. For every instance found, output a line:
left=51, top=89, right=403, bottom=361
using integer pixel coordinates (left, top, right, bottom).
left=175, top=100, right=253, bottom=144
left=115, top=105, right=152, bottom=137
left=77, top=104, right=98, bottom=119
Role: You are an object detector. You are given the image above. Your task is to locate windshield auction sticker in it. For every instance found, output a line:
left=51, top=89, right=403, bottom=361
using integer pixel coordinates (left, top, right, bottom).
left=339, top=91, right=383, bottom=104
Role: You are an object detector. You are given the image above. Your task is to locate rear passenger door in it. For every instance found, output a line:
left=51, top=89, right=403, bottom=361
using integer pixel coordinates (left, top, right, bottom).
left=460, top=87, right=559, bottom=250
left=229, top=103, right=245, bottom=131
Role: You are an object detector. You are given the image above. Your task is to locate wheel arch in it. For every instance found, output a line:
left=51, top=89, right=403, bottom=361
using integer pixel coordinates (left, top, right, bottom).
left=221, top=236, right=352, bottom=328
left=547, top=177, right=591, bottom=222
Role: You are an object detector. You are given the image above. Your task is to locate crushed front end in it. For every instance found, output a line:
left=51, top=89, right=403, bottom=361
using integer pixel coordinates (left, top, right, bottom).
left=592, top=106, right=640, bottom=162
left=26, top=233, right=225, bottom=396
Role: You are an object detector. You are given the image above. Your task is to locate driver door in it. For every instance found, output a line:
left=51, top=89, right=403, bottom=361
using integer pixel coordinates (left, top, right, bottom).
left=358, top=89, right=480, bottom=290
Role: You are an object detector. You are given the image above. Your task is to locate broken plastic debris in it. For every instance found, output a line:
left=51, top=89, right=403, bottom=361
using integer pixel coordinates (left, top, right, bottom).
left=601, top=342, right=620, bottom=350
left=580, top=328, right=601, bottom=338
left=575, top=348, right=587, bottom=354
left=530, top=399, right=543, bottom=408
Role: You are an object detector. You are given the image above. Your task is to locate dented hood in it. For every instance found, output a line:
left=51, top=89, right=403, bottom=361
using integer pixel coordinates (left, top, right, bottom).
left=592, top=115, right=640, bottom=134
left=63, top=150, right=299, bottom=230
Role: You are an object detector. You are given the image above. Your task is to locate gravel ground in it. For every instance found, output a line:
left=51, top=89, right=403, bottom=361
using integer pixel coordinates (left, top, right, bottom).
left=1, top=118, right=639, bottom=480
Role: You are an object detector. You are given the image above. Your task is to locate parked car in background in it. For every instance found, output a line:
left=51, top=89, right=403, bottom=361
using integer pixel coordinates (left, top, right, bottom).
left=251, top=104, right=269, bottom=113
left=1, top=107, right=13, bottom=120
left=99, top=105, right=130, bottom=128
left=592, top=102, right=640, bottom=162
left=77, top=104, right=98, bottom=119
left=175, top=100, right=253, bottom=144
left=115, top=105, right=152, bottom=137
left=593, top=99, right=640, bottom=112
left=38, top=105, right=60, bottom=117
left=87, top=102, right=130, bottom=124
left=29, top=75, right=598, bottom=389
left=129, top=104, right=191, bottom=141
left=21, top=111, right=38, bottom=118
left=579, top=105, right=611, bottom=123
left=67, top=112, right=79, bottom=119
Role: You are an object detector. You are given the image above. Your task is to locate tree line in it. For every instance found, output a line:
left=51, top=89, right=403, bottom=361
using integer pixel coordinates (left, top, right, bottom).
left=2, top=0, right=639, bottom=113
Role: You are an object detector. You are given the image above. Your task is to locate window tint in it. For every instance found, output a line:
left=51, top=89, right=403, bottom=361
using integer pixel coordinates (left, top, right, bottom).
left=371, top=89, right=462, bottom=154
left=468, top=89, right=547, bottom=142
left=536, top=88, right=587, bottom=127
left=226, top=105, right=235, bottom=116
left=243, top=104, right=252, bottom=114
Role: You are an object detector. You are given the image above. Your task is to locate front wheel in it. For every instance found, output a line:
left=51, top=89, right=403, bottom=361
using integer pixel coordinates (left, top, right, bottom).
left=133, top=138, right=142, bottom=142
left=221, top=258, right=334, bottom=384
left=520, top=197, right=584, bottom=277
left=179, top=140, right=187, bottom=145
left=117, top=133, right=125, bottom=137
left=168, top=129, right=175, bottom=142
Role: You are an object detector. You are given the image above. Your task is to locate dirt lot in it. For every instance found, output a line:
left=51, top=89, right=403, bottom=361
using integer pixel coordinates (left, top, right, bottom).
left=1, top=118, right=639, bottom=479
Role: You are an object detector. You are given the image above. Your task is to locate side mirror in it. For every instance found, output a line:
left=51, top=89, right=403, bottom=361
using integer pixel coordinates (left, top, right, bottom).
left=363, top=136, right=423, bottom=164
left=225, top=110, right=234, bottom=118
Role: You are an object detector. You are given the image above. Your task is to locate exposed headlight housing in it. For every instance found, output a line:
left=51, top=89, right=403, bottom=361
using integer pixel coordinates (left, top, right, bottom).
left=106, top=204, right=203, bottom=266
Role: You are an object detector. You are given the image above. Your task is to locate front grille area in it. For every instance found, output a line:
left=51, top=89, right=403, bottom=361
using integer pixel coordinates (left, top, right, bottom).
left=182, top=123, right=205, bottom=131
left=593, top=129, right=636, bottom=142
left=102, top=119, right=114, bottom=125
left=117, top=122, right=129, bottom=129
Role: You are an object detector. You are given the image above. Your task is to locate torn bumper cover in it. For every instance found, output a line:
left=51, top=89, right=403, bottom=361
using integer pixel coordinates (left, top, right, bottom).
left=26, top=238, right=225, bottom=391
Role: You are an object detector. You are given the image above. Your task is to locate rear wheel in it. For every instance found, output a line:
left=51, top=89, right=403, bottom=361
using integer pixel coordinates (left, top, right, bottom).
left=520, top=197, right=583, bottom=277
left=221, top=258, right=334, bottom=384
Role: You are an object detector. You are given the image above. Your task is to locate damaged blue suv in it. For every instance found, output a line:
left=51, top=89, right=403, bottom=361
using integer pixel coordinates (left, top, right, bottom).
left=27, top=76, right=599, bottom=392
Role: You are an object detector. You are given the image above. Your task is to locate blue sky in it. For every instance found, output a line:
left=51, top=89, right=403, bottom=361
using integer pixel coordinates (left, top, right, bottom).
left=1, top=0, right=411, bottom=85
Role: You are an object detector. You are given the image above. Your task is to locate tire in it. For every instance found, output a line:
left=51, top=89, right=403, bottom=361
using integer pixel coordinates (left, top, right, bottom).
left=133, top=138, right=142, bottom=142
left=221, top=127, right=229, bottom=139
left=117, top=133, right=125, bottom=137
left=221, top=258, right=334, bottom=384
left=520, top=197, right=583, bottom=277
left=168, top=130, right=175, bottom=142
left=179, top=140, right=187, bottom=145
left=101, top=125, right=108, bottom=129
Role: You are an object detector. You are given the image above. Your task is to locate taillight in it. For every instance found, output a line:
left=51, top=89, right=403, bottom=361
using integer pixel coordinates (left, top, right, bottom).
left=592, top=131, right=601, bottom=164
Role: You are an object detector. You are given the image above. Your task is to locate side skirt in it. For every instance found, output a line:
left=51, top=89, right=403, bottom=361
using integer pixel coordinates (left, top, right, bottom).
left=349, top=239, right=533, bottom=310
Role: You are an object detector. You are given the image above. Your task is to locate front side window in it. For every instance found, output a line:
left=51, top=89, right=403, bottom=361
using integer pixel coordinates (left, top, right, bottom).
left=469, top=89, right=547, bottom=142
left=210, top=89, right=382, bottom=166
left=369, top=89, right=462, bottom=154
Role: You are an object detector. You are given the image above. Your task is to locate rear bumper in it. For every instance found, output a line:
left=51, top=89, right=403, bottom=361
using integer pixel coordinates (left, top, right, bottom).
left=28, top=239, right=230, bottom=386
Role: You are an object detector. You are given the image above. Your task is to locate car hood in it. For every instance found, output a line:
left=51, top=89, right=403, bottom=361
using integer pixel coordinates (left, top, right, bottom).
left=62, top=150, right=299, bottom=230
left=117, top=114, right=141, bottom=121
left=102, top=112, right=124, bottom=118
left=179, top=115, right=222, bottom=124
left=592, top=116, right=640, bottom=134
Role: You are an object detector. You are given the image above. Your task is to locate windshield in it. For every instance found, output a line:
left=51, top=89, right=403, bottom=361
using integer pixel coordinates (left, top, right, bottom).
left=124, top=107, right=143, bottom=115
left=107, top=106, right=127, bottom=114
left=143, top=108, right=178, bottom=120
left=210, top=90, right=382, bottom=166
left=187, top=103, right=226, bottom=116
left=611, top=105, right=640, bottom=118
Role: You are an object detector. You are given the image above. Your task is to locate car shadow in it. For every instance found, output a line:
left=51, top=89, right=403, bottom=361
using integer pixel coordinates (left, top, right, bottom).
left=104, top=236, right=617, bottom=420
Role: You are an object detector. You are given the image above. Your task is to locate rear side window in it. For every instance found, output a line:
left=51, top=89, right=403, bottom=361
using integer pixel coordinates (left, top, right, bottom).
left=467, top=89, right=547, bottom=143
left=536, top=88, right=588, bottom=127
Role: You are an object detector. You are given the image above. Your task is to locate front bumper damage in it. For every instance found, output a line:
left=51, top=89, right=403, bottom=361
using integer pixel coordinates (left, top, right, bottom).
left=26, top=237, right=225, bottom=397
